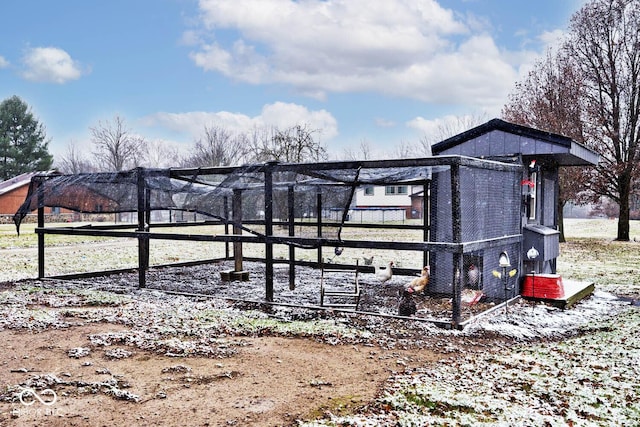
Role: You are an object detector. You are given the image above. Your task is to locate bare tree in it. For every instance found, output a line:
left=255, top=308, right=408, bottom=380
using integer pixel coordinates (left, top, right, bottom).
left=143, top=139, right=181, bottom=168
left=392, top=139, right=419, bottom=159
left=90, top=116, right=145, bottom=171
left=417, top=113, right=489, bottom=156
left=248, top=124, right=327, bottom=163
left=55, top=140, right=96, bottom=173
left=342, top=139, right=371, bottom=160
left=418, top=134, right=433, bottom=157
left=179, top=125, right=246, bottom=167
left=564, top=0, right=640, bottom=241
left=503, top=49, right=591, bottom=241
left=342, top=139, right=373, bottom=161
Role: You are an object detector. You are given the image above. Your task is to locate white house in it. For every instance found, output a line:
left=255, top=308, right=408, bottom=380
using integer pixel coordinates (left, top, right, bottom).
left=349, top=184, right=424, bottom=221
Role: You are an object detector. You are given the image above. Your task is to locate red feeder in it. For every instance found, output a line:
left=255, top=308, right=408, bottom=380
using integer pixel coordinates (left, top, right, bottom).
left=521, top=274, right=564, bottom=299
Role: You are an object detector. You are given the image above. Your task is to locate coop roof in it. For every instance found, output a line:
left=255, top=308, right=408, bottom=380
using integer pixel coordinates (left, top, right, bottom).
left=431, top=118, right=599, bottom=167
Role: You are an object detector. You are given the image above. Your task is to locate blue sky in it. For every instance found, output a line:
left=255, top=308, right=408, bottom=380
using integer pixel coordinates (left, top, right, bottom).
left=0, top=0, right=584, bottom=165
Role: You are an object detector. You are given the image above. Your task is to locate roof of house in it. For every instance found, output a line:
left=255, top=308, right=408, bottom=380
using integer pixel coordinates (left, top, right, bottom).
left=0, top=171, right=58, bottom=196
left=431, top=118, right=600, bottom=167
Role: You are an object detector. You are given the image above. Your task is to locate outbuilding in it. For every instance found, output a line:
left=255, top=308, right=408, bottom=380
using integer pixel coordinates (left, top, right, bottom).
left=432, top=118, right=599, bottom=304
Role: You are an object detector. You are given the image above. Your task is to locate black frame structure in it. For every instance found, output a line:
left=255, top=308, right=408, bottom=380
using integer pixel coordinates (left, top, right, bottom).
left=16, top=155, right=523, bottom=328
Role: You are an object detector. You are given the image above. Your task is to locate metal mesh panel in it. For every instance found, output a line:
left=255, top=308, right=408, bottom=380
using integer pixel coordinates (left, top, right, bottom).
left=429, top=162, right=522, bottom=300
left=459, top=165, right=521, bottom=241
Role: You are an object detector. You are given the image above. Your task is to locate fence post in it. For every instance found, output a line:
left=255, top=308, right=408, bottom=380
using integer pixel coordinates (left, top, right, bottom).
left=36, top=176, right=45, bottom=279
left=451, top=163, right=462, bottom=327
left=137, top=168, right=149, bottom=288
left=288, top=186, right=296, bottom=290
left=264, top=162, right=274, bottom=302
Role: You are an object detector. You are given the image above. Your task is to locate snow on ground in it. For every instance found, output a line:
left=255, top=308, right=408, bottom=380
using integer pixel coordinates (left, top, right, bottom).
left=300, top=290, right=640, bottom=426
left=2, top=261, right=639, bottom=426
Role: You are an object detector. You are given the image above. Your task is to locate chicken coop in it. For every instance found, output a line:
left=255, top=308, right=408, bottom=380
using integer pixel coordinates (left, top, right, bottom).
left=14, top=119, right=599, bottom=327
left=432, top=119, right=599, bottom=308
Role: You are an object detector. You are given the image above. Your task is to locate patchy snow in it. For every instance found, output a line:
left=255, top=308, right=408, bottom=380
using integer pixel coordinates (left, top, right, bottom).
left=300, top=292, right=640, bottom=426
left=463, top=290, right=630, bottom=340
left=2, top=261, right=639, bottom=426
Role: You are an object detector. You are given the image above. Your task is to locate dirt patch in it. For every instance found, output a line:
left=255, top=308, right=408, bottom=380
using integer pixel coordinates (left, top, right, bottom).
left=0, top=322, right=443, bottom=426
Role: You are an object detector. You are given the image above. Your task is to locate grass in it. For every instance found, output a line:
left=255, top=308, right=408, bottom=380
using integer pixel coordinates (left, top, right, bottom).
left=297, top=218, right=640, bottom=427
left=558, top=218, right=640, bottom=295
left=0, top=222, right=117, bottom=249
left=1, top=218, right=639, bottom=294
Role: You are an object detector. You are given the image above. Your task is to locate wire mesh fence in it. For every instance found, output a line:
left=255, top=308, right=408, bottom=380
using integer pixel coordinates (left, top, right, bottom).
left=14, top=156, right=523, bottom=325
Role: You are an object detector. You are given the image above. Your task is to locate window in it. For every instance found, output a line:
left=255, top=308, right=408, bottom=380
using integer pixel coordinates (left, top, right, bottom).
left=364, top=186, right=374, bottom=196
left=385, top=185, right=408, bottom=195
left=527, top=172, right=537, bottom=220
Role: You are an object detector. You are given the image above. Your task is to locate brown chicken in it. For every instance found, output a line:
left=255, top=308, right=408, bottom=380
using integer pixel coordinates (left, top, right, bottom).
left=409, top=265, right=430, bottom=293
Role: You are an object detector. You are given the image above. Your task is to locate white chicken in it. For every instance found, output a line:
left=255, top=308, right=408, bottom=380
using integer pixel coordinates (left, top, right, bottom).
left=409, top=265, right=430, bottom=294
left=375, top=261, right=394, bottom=284
left=467, top=264, right=480, bottom=289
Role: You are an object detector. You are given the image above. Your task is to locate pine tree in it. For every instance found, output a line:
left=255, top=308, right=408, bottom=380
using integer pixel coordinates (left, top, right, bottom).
left=0, top=95, right=53, bottom=180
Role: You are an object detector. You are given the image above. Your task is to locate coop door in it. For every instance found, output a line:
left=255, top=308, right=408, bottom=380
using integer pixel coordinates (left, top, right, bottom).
left=543, top=178, right=556, bottom=226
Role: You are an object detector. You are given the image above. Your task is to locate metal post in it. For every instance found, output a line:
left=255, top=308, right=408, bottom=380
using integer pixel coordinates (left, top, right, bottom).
left=450, top=163, right=462, bottom=326
left=36, top=177, right=45, bottom=279
left=288, top=186, right=296, bottom=290
left=264, top=163, right=274, bottom=302
left=316, top=190, right=322, bottom=266
left=137, top=168, right=149, bottom=288
left=232, top=189, right=243, bottom=273
left=423, top=180, right=430, bottom=268
left=224, top=196, right=230, bottom=259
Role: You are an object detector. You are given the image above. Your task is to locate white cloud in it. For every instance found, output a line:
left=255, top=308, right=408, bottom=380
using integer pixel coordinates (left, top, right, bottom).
left=538, top=29, right=567, bottom=49
left=0, top=55, right=9, bottom=68
left=407, top=112, right=490, bottom=141
left=375, top=118, right=396, bottom=128
left=141, top=102, right=338, bottom=141
left=21, top=46, right=85, bottom=84
left=187, top=0, right=527, bottom=109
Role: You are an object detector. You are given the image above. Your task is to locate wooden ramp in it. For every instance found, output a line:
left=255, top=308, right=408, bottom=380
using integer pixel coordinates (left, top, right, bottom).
left=522, top=279, right=595, bottom=309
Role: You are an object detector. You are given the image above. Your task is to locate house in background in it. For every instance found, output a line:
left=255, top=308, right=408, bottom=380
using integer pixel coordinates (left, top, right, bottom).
left=0, top=171, right=56, bottom=215
left=351, top=184, right=425, bottom=222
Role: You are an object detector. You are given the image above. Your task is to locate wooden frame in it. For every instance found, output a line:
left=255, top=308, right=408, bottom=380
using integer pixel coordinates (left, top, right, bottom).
left=320, top=259, right=361, bottom=310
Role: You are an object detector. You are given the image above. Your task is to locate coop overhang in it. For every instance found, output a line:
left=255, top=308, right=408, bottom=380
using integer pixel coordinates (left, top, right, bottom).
left=432, top=118, right=600, bottom=167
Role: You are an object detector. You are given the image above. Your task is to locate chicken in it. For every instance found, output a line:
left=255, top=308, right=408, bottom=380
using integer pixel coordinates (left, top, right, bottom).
left=375, top=261, right=394, bottom=284
left=398, top=288, right=417, bottom=317
left=362, top=255, right=374, bottom=266
left=467, top=264, right=480, bottom=289
left=409, top=265, right=430, bottom=293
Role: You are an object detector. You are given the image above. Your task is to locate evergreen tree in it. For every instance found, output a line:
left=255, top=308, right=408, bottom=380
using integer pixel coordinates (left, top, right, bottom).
left=0, top=95, right=53, bottom=180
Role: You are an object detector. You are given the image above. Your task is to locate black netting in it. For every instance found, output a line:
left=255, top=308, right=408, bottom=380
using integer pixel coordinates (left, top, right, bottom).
left=14, top=162, right=439, bottom=241
left=14, top=157, right=523, bottom=301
